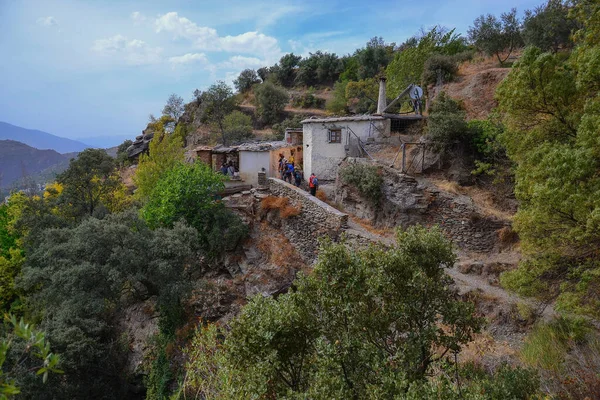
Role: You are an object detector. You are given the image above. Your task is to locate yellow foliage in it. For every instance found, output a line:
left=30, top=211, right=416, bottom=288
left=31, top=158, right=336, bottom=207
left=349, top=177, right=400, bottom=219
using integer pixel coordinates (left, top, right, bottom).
left=134, top=129, right=184, bottom=202
left=43, top=182, right=63, bottom=199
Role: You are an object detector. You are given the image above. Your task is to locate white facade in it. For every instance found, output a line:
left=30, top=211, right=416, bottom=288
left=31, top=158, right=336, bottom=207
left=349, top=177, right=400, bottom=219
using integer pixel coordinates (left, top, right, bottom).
left=302, top=116, right=390, bottom=181
left=238, top=151, right=270, bottom=187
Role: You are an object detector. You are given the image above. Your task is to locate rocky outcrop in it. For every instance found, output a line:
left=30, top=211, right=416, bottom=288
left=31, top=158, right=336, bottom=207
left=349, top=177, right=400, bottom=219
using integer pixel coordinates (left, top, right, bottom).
left=335, top=159, right=507, bottom=253
left=126, top=131, right=154, bottom=159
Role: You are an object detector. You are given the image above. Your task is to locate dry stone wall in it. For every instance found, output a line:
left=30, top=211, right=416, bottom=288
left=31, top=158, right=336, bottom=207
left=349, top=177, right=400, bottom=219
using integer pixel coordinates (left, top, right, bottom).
left=222, top=179, right=349, bottom=263
left=335, top=159, right=507, bottom=253
left=267, top=178, right=348, bottom=262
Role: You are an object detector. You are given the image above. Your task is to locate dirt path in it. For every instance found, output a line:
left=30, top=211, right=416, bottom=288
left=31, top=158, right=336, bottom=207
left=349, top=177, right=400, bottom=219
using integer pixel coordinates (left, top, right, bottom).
left=344, top=219, right=557, bottom=321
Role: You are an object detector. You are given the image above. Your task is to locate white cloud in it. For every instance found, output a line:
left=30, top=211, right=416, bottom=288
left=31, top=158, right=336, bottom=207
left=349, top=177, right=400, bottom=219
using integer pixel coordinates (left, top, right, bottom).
left=130, top=11, right=147, bottom=24
left=37, top=16, right=58, bottom=26
left=168, top=53, right=208, bottom=65
left=92, top=35, right=162, bottom=65
left=218, top=55, right=263, bottom=70
left=154, top=12, right=281, bottom=60
left=155, top=12, right=218, bottom=44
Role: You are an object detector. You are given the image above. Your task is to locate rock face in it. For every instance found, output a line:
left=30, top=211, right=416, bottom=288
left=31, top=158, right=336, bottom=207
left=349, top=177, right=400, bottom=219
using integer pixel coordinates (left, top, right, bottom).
left=335, top=159, right=507, bottom=253
left=126, top=131, right=154, bottom=159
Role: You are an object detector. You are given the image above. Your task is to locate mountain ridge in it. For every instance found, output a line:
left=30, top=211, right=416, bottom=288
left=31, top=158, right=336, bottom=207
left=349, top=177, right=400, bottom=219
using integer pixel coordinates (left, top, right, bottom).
left=0, top=121, right=89, bottom=154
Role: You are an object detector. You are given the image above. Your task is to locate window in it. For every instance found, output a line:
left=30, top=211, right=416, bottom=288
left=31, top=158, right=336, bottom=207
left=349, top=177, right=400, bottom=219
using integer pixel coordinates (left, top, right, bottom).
left=328, top=129, right=342, bottom=143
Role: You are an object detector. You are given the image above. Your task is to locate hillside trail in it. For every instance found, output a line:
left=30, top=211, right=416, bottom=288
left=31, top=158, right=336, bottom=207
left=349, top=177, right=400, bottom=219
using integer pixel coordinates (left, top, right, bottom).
left=345, top=216, right=557, bottom=321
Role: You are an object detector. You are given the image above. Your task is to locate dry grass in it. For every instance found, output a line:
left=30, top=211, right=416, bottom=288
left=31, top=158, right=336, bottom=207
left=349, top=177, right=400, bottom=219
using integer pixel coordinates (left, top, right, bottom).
left=256, top=222, right=304, bottom=269
left=316, top=190, right=328, bottom=202
left=429, top=178, right=515, bottom=221
left=498, top=226, right=519, bottom=246
left=261, top=196, right=302, bottom=219
left=460, top=332, right=517, bottom=366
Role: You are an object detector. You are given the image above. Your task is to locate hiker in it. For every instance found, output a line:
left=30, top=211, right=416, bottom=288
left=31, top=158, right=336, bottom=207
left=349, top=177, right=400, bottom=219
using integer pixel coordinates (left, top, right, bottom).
left=220, top=162, right=228, bottom=175
left=278, top=154, right=285, bottom=178
left=294, top=168, right=303, bottom=187
left=284, top=161, right=294, bottom=183
left=289, top=153, right=295, bottom=165
left=309, top=173, right=318, bottom=196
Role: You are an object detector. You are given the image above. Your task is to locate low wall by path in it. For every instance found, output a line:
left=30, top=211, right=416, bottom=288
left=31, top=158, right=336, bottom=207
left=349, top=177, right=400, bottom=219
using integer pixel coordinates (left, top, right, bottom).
left=267, top=178, right=348, bottom=262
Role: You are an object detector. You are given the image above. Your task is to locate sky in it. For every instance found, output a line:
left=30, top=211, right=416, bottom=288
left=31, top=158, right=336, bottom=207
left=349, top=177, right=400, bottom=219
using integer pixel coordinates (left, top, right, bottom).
left=0, top=0, right=543, bottom=143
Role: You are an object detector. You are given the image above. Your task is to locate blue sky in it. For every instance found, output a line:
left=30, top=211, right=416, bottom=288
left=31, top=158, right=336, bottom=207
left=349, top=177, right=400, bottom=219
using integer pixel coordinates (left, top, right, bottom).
left=0, top=0, right=542, bottom=143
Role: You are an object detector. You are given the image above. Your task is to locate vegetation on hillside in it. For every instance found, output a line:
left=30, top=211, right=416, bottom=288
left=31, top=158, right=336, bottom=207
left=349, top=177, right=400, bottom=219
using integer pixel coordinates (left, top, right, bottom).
left=2, top=0, right=599, bottom=398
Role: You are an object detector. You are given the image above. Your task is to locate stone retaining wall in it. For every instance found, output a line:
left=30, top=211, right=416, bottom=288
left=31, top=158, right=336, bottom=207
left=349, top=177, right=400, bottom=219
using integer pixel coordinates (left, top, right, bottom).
left=267, top=178, right=349, bottom=262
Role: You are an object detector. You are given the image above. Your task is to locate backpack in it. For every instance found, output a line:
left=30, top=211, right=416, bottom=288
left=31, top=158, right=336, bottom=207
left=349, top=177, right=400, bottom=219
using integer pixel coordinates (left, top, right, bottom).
left=312, top=177, right=318, bottom=187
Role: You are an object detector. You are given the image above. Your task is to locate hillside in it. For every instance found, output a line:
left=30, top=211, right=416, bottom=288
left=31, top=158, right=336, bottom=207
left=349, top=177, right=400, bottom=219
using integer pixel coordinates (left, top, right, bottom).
left=0, top=140, right=72, bottom=188
left=0, top=121, right=89, bottom=154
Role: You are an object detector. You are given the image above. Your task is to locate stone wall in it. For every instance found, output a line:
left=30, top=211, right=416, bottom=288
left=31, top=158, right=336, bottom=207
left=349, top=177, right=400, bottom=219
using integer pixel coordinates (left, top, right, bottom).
left=267, top=178, right=348, bottom=262
left=335, top=159, right=507, bottom=253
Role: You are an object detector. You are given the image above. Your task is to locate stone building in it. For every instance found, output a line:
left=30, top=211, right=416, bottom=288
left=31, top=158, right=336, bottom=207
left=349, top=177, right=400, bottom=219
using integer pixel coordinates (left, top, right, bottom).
left=192, top=141, right=302, bottom=187
left=301, top=77, right=424, bottom=181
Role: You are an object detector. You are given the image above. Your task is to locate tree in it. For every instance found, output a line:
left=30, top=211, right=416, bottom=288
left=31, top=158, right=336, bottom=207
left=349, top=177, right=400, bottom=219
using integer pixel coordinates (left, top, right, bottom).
left=355, top=37, right=395, bottom=80
left=257, top=66, right=270, bottom=82
left=275, top=53, right=301, bottom=87
left=345, top=78, right=378, bottom=114
left=1, top=315, right=62, bottom=398
left=56, top=149, right=121, bottom=218
left=223, top=111, right=253, bottom=143
left=233, top=69, right=260, bottom=93
left=115, top=139, right=133, bottom=167
left=522, top=0, right=577, bottom=53
left=253, top=82, right=289, bottom=125
left=162, top=93, right=185, bottom=121
left=141, top=161, right=247, bottom=258
left=496, top=1, right=600, bottom=318
left=296, top=51, right=343, bottom=87
left=426, top=92, right=469, bottom=155
left=201, top=81, right=237, bottom=145
left=387, top=27, right=467, bottom=96
left=19, top=210, right=202, bottom=398
left=134, top=123, right=185, bottom=203
left=181, top=226, right=486, bottom=398
left=192, top=89, right=202, bottom=106
left=468, top=8, right=522, bottom=65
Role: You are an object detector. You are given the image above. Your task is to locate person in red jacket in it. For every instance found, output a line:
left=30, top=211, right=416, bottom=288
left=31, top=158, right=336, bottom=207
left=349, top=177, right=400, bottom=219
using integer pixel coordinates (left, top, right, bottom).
left=309, top=173, right=318, bottom=196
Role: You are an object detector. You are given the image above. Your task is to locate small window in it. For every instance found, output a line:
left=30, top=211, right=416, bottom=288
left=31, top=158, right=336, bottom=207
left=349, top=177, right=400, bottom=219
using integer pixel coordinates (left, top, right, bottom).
left=328, top=129, right=342, bottom=143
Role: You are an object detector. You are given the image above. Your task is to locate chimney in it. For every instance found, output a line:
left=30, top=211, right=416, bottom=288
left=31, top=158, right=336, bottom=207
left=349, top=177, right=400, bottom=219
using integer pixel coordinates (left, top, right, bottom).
left=377, top=77, right=387, bottom=114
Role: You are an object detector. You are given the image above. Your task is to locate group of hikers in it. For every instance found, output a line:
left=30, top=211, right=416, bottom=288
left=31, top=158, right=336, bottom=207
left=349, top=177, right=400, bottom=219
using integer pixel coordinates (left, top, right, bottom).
left=278, top=154, right=319, bottom=196
left=219, top=161, right=237, bottom=177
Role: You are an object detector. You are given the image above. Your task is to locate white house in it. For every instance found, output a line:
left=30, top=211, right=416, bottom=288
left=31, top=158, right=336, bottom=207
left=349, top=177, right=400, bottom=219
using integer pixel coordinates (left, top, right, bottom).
left=301, top=77, right=424, bottom=181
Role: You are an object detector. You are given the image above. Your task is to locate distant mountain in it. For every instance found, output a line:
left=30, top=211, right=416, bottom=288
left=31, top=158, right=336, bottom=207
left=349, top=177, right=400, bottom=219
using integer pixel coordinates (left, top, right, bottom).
left=0, top=140, right=73, bottom=188
left=0, top=121, right=89, bottom=154
left=76, top=135, right=133, bottom=149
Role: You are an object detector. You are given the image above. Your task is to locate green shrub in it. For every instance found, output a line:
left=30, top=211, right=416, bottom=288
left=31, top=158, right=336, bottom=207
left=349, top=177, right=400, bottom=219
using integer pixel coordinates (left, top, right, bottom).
left=141, top=161, right=248, bottom=258
left=291, top=92, right=325, bottom=109
left=422, top=54, right=459, bottom=85
left=521, top=317, right=591, bottom=371
left=426, top=92, right=469, bottom=155
left=340, top=163, right=383, bottom=205
left=223, top=110, right=253, bottom=143
left=254, top=81, right=289, bottom=125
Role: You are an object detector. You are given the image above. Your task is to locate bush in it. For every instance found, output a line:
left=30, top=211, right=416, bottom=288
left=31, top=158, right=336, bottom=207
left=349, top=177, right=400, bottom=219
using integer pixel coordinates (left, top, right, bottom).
left=340, top=163, right=383, bottom=205
left=426, top=92, right=469, bottom=155
left=271, top=114, right=304, bottom=139
left=223, top=110, right=253, bottom=143
left=233, top=69, right=260, bottom=93
left=291, top=92, right=325, bottom=109
left=253, top=82, right=289, bottom=125
left=141, top=161, right=248, bottom=258
left=260, top=196, right=301, bottom=218
left=422, top=54, right=459, bottom=85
